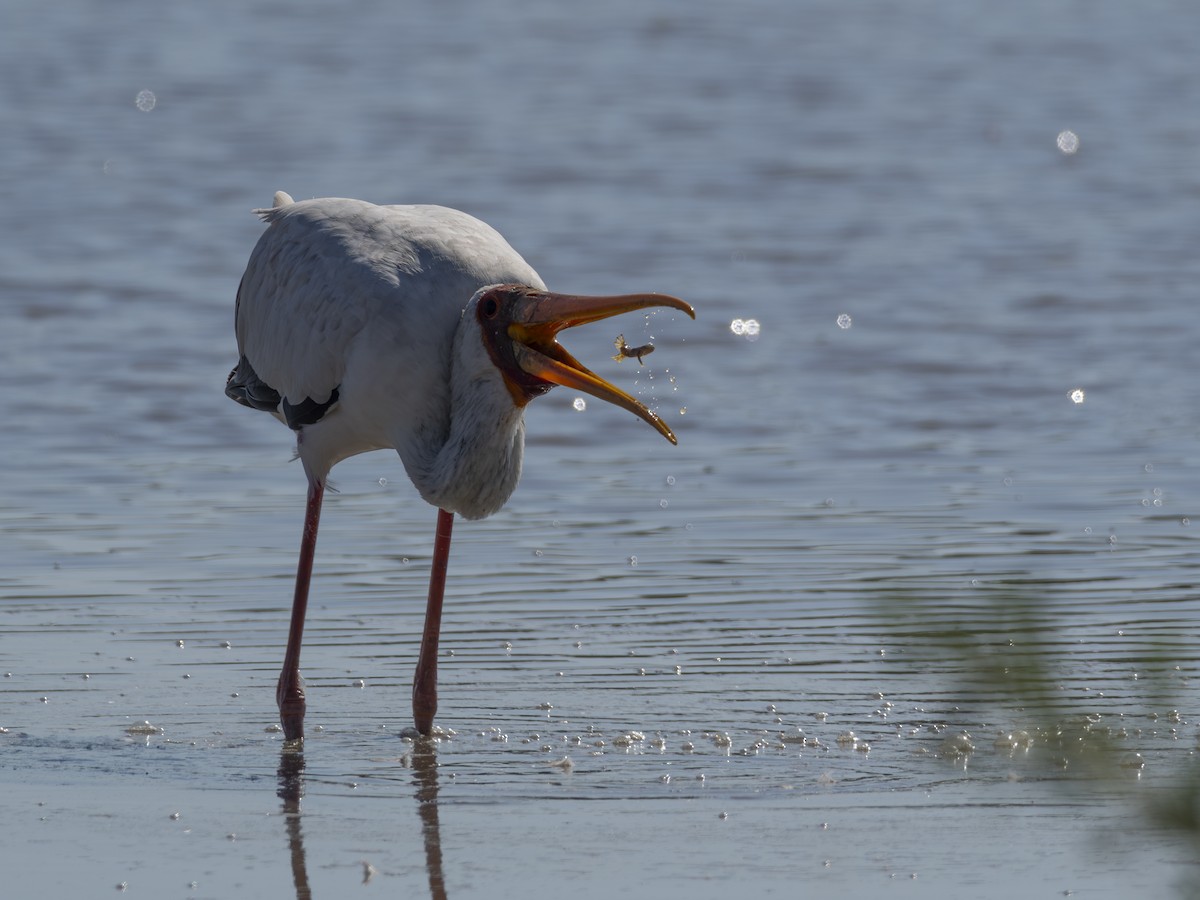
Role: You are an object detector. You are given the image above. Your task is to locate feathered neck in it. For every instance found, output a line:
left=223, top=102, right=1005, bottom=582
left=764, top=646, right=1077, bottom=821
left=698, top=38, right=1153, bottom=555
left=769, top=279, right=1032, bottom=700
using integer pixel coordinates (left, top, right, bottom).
left=403, top=302, right=527, bottom=520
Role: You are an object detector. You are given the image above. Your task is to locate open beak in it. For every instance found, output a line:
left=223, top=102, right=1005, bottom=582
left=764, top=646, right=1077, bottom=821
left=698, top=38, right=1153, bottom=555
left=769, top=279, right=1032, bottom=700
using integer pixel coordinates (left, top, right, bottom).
left=507, top=291, right=695, bottom=444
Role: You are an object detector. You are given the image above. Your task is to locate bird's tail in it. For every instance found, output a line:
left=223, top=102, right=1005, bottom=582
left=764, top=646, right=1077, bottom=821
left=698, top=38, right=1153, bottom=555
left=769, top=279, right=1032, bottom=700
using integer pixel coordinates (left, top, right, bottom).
left=253, top=190, right=295, bottom=223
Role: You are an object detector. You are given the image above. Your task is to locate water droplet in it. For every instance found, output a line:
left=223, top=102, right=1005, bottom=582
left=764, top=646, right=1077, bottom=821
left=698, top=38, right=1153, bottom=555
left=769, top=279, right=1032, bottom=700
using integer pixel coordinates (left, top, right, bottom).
left=378, top=477, right=388, bottom=486
left=836, top=313, right=852, bottom=329
left=1068, top=388, right=1085, bottom=404
left=659, top=499, right=668, bottom=509
left=665, top=475, right=676, bottom=486
left=572, top=397, right=587, bottom=411
left=678, top=406, right=686, bottom=415
left=135, top=89, right=156, bottom=112
left=940, top=732, right=976, bottom=756
left=548, top=756, right=574, bottom=772
left=1056, top=129, right=1080, bottom=154
left=628, top=555, right=638, bottom=567
left=1144, top=463, right=1155, bottom=473
left=729, top=318, right=761, bottom=340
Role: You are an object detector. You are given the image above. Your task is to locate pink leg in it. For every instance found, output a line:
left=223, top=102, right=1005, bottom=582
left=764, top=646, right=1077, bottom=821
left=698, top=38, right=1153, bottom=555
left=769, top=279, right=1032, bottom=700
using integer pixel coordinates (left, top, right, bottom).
left=277, top=477, right=324, bottom=741
left=413, top=509, right=454, bottom=735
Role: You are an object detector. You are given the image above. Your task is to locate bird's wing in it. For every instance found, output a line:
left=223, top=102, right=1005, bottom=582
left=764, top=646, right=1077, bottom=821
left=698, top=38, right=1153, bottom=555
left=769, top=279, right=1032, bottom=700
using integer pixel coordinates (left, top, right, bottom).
left=234, top=198, right=385, bottom=412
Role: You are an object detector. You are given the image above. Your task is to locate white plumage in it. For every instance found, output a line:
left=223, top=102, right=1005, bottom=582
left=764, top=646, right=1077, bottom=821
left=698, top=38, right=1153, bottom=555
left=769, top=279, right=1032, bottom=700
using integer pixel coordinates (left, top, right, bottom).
left=227, top=191, right=693, bottom=739
left=233, top=193, right=546, bottom=517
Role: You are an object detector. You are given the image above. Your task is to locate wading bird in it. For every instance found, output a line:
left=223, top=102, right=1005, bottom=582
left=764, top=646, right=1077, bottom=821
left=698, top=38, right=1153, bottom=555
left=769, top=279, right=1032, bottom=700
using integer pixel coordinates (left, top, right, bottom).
left=226, top=193, right=694, bottom=740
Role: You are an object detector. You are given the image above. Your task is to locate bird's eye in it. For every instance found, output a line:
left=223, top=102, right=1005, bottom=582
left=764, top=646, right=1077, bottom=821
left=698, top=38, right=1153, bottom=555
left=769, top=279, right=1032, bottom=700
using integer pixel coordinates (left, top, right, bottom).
left=480, top=296, right=500, bottom=319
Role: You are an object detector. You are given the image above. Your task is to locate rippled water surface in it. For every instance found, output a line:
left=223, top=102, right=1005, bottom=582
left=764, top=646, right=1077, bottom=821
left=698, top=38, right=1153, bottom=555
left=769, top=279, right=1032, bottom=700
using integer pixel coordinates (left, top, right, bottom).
left=4, top=1, right=1200, bottom=897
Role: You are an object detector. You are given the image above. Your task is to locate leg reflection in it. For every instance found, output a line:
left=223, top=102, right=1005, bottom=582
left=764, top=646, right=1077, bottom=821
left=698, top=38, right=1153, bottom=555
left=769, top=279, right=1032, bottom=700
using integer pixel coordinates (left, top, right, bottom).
left=277, top=746, right=313, bottom=900
left=412, top=739, right=447, bottom=900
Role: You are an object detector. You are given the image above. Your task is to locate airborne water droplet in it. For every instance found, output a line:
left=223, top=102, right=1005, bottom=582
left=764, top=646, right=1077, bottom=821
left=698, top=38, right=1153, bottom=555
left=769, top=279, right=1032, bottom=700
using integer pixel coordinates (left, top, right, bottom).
left=1056, top=129, right=1080, bottom=154
left=729, top=318, right=761, bottom=340
left=572, top=397, right=587, bottom=412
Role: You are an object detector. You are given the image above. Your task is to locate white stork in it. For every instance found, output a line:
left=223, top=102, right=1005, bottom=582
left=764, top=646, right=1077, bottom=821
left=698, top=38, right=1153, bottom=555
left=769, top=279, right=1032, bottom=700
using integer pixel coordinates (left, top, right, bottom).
left=227, top=192, right=694, bottom=740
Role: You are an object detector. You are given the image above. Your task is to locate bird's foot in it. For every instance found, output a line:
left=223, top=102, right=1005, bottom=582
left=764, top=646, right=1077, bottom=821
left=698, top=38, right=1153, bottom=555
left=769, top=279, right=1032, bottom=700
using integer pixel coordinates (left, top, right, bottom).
left=277, top=670, right=306, bottom=742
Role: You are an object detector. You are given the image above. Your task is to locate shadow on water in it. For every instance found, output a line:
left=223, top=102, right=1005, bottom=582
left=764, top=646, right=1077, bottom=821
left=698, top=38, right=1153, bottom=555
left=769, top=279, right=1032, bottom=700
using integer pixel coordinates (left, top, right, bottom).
left=276, top=740, right=447, bottom=900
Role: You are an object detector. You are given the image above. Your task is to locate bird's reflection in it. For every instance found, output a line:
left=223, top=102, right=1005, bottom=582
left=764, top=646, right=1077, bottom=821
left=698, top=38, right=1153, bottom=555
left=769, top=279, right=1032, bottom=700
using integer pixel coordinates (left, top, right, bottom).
left=275, top=738, right=447, bottom=900
left=276, top=746, right=312, bottom=900
left=412, top=739, right=448, bottom=900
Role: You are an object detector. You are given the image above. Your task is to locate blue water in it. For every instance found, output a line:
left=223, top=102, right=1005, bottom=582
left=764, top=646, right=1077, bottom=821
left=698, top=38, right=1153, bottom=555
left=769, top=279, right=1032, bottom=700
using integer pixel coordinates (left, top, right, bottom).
left=3, top=1, right=1200, bottom=897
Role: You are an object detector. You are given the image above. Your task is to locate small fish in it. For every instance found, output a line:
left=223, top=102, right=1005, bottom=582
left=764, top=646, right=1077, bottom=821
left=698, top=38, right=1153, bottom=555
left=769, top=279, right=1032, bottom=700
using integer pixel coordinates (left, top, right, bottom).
left=612, top=334, right=655, bottom=365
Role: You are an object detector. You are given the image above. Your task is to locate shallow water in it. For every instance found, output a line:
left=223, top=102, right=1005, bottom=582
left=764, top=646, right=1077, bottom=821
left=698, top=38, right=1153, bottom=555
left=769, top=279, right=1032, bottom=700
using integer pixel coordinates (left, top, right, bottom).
left=4, top=0, right=1200, bottom=896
